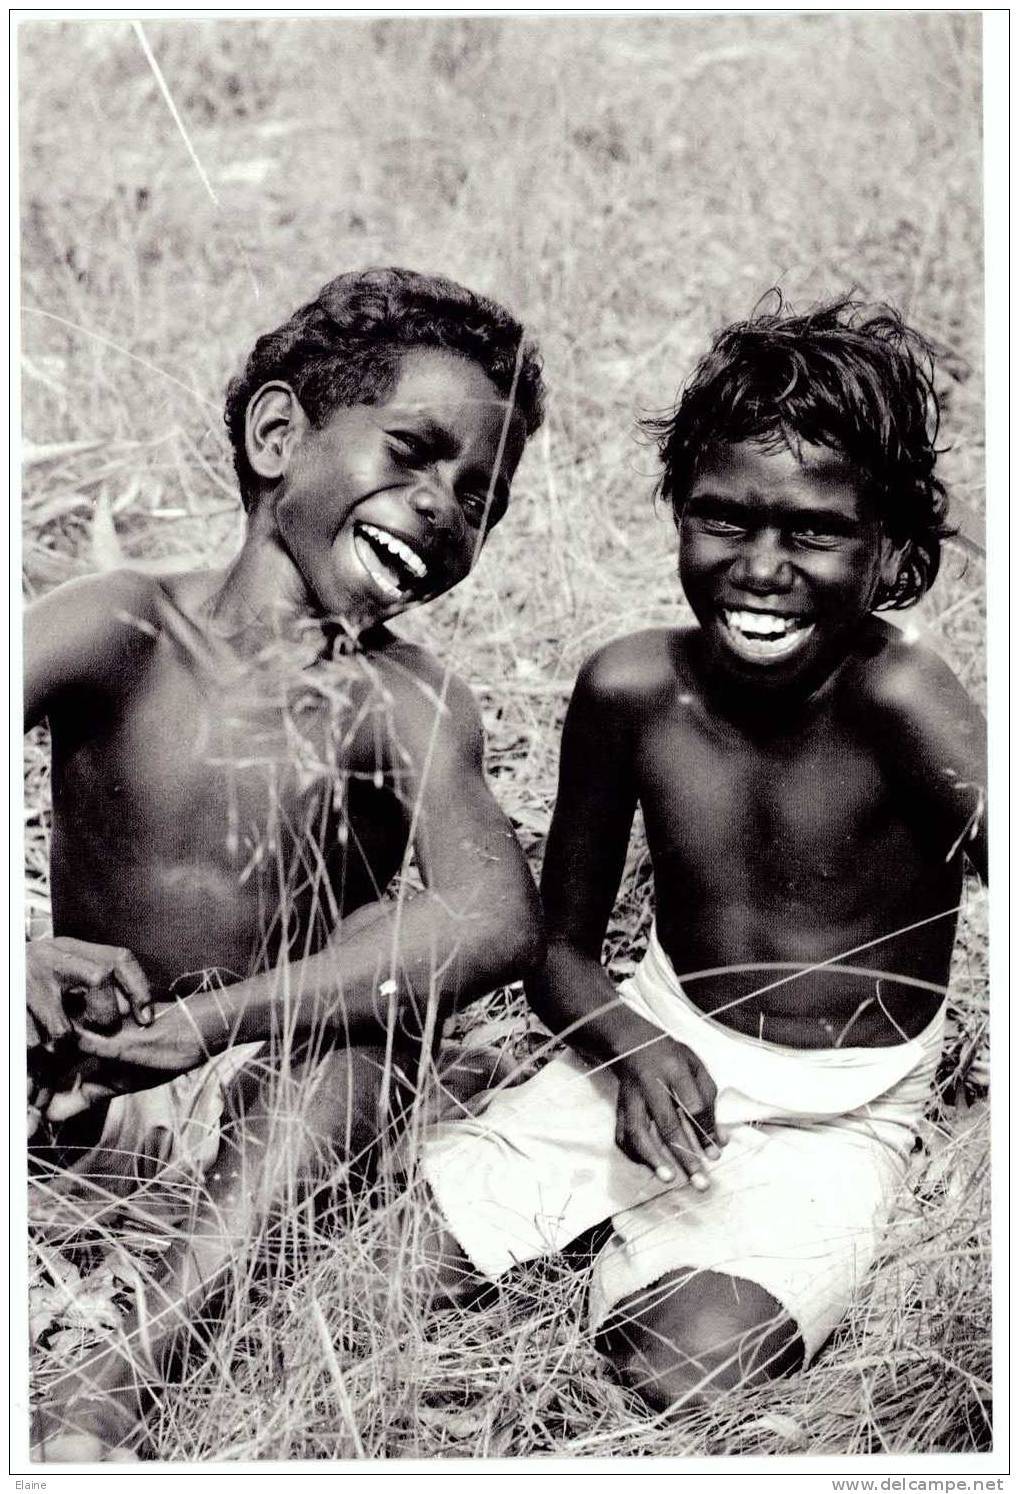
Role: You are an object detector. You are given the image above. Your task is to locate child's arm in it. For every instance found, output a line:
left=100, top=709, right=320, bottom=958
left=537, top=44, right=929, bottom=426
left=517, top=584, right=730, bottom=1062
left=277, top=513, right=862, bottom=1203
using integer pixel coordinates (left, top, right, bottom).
left=70, top=668, right=543, bottom=1085
left=527, top=646, right=722, bottom=1189
left=25, top=570, right=154, bottom=730
left=868, top=638, right=987, bottom=881
left=25, top=578, right=158, bottom=1049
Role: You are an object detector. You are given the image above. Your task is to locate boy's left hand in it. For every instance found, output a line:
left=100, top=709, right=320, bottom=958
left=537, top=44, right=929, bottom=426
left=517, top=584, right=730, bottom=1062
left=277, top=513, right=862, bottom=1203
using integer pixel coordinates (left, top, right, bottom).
left=26, top=938, right=155, bottom=1131
left=614, top=1037, right=723, bottom=1190
left=43, top=1002, right=210, bottom=1123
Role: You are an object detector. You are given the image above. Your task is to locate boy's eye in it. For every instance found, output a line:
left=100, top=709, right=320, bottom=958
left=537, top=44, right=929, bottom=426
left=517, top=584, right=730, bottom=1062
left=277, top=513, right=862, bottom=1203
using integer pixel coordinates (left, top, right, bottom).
left=697, top=515, right=747, bottom=536
left=790, top=527, right=846, bottom=549
left=458, top=490, right=505, bottom=529
left=389, top=431, right=430, bottom=461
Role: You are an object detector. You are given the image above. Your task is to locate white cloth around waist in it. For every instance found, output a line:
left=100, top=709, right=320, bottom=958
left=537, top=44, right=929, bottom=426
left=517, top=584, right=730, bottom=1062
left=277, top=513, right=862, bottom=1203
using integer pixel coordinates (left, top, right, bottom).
left=419, top=927, right=945, bottom=1321
left=617, top=923, right=944, bottom=1134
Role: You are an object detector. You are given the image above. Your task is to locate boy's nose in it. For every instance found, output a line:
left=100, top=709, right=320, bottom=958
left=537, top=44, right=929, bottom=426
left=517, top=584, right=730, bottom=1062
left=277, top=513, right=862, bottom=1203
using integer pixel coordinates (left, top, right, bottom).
left=734, top=530, right=793, bottom=590
left=408, top=474, right=460, bottom=531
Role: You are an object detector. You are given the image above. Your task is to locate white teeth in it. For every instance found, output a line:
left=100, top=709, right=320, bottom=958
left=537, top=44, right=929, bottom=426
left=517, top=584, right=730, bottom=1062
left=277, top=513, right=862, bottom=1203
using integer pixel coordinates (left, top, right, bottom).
left=360, top=523, right=428, bottom=580
left=721, top=609, right=814, bottom=662
left=725, top=609, right=805, bottom=638
left=354, top=537, right=402, bottom=596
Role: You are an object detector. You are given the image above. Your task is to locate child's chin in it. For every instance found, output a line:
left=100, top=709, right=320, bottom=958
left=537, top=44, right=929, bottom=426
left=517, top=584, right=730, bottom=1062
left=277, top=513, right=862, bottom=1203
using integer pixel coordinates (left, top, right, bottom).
left=318, top=576, right=417, bottom=628
left=710, top=638, right=825, bottom=690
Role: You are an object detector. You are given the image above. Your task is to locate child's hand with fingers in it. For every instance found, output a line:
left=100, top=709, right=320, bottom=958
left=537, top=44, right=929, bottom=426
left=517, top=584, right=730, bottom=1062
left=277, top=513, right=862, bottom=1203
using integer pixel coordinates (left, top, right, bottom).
left=26, top=936, right=154, bottom=1133
left=60, top=998, right=212, bottom=1105
left=41, top=1000, right=211, bottom=1127
left=27, top=936, right=153, bottom=1046
left=613, top=1037, right=725, bottom=1190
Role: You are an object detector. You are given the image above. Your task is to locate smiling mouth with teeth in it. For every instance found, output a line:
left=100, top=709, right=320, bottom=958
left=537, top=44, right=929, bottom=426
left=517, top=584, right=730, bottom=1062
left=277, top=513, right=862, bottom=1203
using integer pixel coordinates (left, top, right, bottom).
left=353, top=522, right=431, bottom=600
left=721, top=608, right=815, bottom=662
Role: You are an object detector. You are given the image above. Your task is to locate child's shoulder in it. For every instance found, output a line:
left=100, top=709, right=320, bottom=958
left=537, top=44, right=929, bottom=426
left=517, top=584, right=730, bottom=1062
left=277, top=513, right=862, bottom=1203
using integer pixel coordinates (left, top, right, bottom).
left=360, top=628, right=484, bottom=743
left=31, top=564, right=164, bottom=618
left=840, top=619, right=984, bottom=773
left=29, top=564, right=223, bottom=630
left=26, top=565, right=177, bottom=664
left=848, top=617, right=973, bottom=718
left=25, top=566, right=224, bottom=721
left=574, top=627, right=695, bottom=709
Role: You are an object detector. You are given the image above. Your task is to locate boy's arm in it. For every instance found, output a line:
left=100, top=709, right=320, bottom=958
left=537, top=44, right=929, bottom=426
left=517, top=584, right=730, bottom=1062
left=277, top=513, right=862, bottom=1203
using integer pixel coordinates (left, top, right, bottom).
left=869, top=639, right=988, bottom=882
left=25, top=578, right=156, bottom=1060
left=25, top=571, right=152, bottom=729
left=75, top=669, right=543, bottom=1074
left=527, top=651, right=644, bottom=1055
left=527, top=648, right=722, bottom=1188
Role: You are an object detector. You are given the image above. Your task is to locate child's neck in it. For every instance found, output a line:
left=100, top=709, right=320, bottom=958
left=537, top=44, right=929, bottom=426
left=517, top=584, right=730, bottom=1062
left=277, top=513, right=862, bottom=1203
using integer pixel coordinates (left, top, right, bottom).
left=207, top=525, right=369, bottom=665
left=688, top=630, right=849, bottom=736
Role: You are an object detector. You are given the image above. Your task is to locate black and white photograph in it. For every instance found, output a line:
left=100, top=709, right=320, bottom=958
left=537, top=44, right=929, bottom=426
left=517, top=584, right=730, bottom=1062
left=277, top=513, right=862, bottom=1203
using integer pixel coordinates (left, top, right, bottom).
left=15, top=9, right=999, bottom=1473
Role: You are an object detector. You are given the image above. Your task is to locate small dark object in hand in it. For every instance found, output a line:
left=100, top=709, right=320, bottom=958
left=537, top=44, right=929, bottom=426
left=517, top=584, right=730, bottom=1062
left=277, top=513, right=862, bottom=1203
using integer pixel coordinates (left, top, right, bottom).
left=63, top=978, right=122, bottom=1034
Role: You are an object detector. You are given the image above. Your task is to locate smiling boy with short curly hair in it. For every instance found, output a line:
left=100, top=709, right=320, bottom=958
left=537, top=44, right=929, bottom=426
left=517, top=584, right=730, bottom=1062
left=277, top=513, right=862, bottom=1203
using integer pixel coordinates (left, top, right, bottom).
left=27, top=265, right=545, bottom=1457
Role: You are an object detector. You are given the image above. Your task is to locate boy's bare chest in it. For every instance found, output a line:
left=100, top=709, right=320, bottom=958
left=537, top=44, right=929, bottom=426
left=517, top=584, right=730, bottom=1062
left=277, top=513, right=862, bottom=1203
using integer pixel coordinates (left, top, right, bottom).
left=48, top=644, right=422, bottom=987
left=62, top=653, right=411, bottom=864
left=636, top=711, right=900, bottom=899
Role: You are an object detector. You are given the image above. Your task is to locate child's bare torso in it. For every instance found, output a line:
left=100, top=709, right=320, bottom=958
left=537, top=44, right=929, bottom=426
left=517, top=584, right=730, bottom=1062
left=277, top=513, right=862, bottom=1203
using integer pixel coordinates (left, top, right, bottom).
left=615, top=626, right=966, bottom=1047
left=46, top=571, right=422, bottom=1000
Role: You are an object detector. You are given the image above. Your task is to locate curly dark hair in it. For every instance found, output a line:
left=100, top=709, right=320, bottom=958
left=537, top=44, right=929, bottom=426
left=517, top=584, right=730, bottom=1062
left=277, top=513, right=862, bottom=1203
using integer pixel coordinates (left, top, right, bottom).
left=225, top=266, right=546, bottom=509
left=644, top=295, right=953, bottom=609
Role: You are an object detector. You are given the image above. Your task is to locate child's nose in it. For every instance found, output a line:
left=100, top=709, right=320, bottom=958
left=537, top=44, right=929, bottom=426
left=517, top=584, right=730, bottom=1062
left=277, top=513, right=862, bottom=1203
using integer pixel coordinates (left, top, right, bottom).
left=735, top=530, right=793, bottom=590
left=408, top=473, right=460, bottom=530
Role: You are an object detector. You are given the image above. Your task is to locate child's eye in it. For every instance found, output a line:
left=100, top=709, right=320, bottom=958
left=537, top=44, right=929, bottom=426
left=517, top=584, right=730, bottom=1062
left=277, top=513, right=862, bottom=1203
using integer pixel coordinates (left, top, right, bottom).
left=458, top=490, right=504, bottom=528
left=699, top=515, right=747, bottom=536
left=389, top=432, right=429, bottom=461
left=791, top=527, right=844, bottom=549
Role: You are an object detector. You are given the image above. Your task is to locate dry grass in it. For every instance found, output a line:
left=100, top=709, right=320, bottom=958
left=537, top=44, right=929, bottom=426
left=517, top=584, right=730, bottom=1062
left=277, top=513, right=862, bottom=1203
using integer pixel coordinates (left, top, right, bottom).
left=20, top=13, right=989, bottom=1463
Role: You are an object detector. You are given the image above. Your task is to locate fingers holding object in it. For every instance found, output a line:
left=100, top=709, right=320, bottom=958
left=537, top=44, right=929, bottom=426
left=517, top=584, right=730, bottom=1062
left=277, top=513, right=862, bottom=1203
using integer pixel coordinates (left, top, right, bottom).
left=71, top=946, right=153, bottom=1028
left=674, top=1095, right=722, bottom=1161
left=644, top=1077, right=720, bottom=1187
left=659, top=1059, right=723, bottom=1151
left=34, top=939, right=154, bottom=1027
left=106, top=948, right=153, bottom=1026
left=662, top=1116, right=714, bottom=1190
left=63, top=981, right=120, bottom=1034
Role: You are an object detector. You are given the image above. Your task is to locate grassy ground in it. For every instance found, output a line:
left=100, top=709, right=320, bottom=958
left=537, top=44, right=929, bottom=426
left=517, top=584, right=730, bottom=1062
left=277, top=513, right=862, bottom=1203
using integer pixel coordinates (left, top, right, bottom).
left=20, top=14, right=989, bottom=1462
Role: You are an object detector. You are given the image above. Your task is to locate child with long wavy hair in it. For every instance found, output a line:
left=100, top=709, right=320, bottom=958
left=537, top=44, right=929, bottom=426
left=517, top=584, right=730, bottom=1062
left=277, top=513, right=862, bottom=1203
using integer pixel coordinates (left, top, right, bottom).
left=418, top=296, right=986, bottom=1411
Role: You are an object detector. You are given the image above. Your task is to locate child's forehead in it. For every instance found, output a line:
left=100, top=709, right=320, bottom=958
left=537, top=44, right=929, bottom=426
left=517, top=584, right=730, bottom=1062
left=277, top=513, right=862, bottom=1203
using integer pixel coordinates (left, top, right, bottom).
left=367, top=354, right=524, bottom=463
left=694, top=437, right=864, bottom=495
left=381, top=347, right=514, bottom=420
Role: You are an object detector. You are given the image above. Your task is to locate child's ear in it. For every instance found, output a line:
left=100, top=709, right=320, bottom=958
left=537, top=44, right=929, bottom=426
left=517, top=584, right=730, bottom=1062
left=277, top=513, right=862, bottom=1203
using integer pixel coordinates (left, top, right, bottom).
left=245, top=382, right=309, bottom=483
left=878, top=532, right=906, bottom=592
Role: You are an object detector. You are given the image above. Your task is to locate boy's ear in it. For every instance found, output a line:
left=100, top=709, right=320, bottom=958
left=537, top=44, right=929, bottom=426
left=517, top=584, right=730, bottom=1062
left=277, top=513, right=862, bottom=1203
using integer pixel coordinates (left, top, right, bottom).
left=245, top=382, right=309, bottom=483
left=878, top=532, right=906, bottom=591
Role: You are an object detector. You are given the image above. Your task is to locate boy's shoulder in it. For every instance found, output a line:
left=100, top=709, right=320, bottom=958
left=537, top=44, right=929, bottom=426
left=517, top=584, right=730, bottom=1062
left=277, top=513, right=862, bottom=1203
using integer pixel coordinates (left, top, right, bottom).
left=846, top=617, right=974, bottom=719
left=27, top=565, right=178, bottom=675
left=359, top=627, right=484, bottom=745
left=574, top=627, right=695, bottom=709
left=31, top=564, right=164, bottom=619
left=25, top=565, right=226, bottom=723
left=29, top=564, right=218, bottom=635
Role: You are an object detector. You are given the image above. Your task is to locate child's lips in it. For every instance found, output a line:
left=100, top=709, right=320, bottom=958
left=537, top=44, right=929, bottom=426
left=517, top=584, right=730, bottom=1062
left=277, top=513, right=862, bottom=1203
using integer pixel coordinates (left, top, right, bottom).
left=352, top=521, right=433, bottom=601
left=719, top=607, right=815, bottom=663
